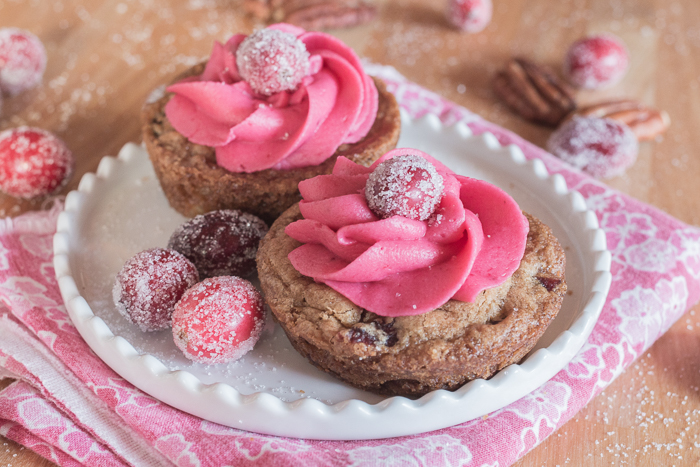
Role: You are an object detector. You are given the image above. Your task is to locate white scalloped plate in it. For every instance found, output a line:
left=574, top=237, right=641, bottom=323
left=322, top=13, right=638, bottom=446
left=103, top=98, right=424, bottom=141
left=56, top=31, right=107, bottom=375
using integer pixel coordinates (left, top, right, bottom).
left=53, top=112, right=611, bottom=440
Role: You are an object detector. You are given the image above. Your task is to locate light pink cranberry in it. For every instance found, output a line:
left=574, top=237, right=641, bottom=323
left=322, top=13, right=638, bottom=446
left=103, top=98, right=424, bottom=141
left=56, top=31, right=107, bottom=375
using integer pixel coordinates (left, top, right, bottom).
left=0, top=127, right=74, bottom=199
left=172, top=276, right=265, bottom=364
left=563, top=34, right=629, bottom=89
left=547, top=116, right=638, bottom=179
left=365, top=154, right=444, bottom=221
left=446, top=0, right=493, bottom=33
left=113, top=248, right=199, bottom=332
left=0, top=28, right=47, bottom=96
left=236, top=28, right=310, bottom=96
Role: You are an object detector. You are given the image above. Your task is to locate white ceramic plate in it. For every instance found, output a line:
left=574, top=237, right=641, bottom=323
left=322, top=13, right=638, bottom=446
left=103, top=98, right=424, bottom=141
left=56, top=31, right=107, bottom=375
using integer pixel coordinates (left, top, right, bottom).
left=53, top=112, right=611, bottom=440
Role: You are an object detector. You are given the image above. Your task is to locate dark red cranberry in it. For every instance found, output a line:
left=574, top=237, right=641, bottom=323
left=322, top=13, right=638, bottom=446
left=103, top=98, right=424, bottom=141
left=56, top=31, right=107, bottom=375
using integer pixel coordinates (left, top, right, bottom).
left=346, top=320, right=398, bottom=347
left=168, top=209, right=268, bottom=279
left=537, top=275, right=562, bottom=292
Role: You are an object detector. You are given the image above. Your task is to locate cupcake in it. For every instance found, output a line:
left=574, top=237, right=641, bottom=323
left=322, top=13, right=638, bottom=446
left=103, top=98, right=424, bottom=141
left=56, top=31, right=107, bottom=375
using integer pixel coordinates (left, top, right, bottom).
left=142, top=24, right=400, bottom=224
left=257, top=148, right=567, bottom=397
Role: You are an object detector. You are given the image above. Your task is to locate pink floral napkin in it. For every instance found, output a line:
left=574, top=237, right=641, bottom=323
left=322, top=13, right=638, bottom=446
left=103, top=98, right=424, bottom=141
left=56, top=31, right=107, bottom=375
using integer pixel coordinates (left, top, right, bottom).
left=1, top=64, right=699, bottom=467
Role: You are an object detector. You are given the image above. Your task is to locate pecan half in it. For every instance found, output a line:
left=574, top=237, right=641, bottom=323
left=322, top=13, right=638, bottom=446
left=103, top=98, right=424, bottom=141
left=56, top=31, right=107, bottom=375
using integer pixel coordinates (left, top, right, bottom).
left=243, top=0, right=377, bottom=30
left=571, top=100, right=671, bottom=141
left=286, top=2, right=376, bottom=30
left=493, top=58, right=577, bottom=127
left=242, top=0, right=272, bottom=20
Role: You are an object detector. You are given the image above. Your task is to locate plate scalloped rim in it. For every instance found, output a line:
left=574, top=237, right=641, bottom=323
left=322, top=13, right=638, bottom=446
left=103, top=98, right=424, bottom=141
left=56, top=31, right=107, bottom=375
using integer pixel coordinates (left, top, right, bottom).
left=53, top=111, right=612, bottom=440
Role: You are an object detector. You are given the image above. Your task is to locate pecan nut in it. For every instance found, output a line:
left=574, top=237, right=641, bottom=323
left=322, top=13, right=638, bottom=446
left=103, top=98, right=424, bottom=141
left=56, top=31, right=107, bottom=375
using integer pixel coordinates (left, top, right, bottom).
left=243, top=0, right=377, bottom=30
left=572, top=100, right=671, bottom=141
left=242, top=0, right=272, bottom=20
left=493, top=58, right=577, bottom=127
left=286, top=2, right=376, bottom=30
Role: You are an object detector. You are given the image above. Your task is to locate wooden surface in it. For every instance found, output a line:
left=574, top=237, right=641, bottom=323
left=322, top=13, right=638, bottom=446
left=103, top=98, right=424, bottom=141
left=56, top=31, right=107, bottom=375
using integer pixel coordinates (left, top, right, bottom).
left=1, top=0, right=700, bottom=465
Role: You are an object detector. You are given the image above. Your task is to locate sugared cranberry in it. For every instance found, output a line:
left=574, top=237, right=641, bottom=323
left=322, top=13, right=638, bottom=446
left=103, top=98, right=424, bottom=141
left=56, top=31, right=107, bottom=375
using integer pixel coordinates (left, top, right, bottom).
left=236, top=28, right=310, bottom=96
left=168, top=209, right=268, bottom=279
left=172, top=276, right=266, bottom=364
left=365, top=154, right=444, bottom=221
left=0, top=127, right=74, bottom=199
left=563, top=34, right=628, bottom=89
left=446, top=0, right=493, bottom=33
left=0, top=28, right=47, bottom=96
left=113, top=248, right=199, bottom=332
left=547, top=116, right=638, bottom=179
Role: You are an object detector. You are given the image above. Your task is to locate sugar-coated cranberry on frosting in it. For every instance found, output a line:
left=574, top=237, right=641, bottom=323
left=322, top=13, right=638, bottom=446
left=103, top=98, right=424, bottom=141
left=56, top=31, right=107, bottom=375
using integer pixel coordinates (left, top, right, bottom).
left=365, top=154, right=444, bottom=221
left=164, top=23, right=378, bottom=173
left=285, top=148, right=529, bottom=317
left=236, top=28, right=310, bottom=96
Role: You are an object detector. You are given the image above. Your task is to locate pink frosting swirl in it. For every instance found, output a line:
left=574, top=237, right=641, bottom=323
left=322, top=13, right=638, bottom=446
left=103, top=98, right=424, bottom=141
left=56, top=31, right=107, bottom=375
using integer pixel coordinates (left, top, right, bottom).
left=164, top=24, right=378, bottom=173
left=285, top=149, right=530, bottom=317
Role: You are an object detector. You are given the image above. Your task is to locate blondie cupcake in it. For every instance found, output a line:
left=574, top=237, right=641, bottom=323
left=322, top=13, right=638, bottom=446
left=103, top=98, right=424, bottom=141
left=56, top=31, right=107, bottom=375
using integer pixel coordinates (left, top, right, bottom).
left=142, top=24, right=400, bottom=224
left=257, top=148, right=566, bottom=397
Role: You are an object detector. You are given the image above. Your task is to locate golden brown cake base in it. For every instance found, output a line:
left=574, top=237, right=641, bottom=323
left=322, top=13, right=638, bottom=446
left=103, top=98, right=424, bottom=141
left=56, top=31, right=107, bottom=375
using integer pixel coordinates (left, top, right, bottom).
left=257, top=205, right=567, bottom=398
left=141, top=64, right=401, bottom=224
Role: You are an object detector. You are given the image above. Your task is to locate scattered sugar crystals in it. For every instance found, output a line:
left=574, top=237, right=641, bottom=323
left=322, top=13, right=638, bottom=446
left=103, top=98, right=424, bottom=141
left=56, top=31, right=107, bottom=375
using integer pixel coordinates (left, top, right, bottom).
left=236, top=28, right=310, bottom=96
left=365, top=153, right=444, bottom=220
left=531, top=339, right=700, bottom=465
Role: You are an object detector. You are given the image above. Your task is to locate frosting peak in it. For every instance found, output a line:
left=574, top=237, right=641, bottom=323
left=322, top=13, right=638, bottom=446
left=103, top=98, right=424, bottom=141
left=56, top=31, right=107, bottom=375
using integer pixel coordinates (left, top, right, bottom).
left=285, top=149, right=529, bottom=317
left=164, top=24, right=378, bottom=173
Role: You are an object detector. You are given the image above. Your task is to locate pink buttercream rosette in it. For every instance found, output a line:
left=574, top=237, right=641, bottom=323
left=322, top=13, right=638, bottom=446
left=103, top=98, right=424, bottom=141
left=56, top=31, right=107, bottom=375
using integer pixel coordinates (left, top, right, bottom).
left=164, top=23, right=378, bottom=173
left=285, top=148, right=530, bottom=317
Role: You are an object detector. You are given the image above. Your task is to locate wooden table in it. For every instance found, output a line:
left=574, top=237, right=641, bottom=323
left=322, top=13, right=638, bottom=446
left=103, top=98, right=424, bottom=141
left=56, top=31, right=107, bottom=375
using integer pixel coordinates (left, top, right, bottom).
left=2, top=0, right=700, bottom=465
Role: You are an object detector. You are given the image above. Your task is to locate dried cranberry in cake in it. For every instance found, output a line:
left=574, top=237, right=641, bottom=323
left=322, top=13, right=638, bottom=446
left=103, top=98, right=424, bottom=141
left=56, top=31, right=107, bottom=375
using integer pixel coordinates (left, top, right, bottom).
left=0, top=28, right=47, bottom=95
left=236, top=28, right=310, bottom=96
left=446, top=0, right=493, bottom=33
left=168, top=209, right=268, bottom=279
left=365, top=154, right=444, bottom=221
left=563, top=34, right=628, bottom=89
left=0, top=127, right=74, bottom=199
left=172, top=276, right=266, bottom=364
left=113, top=248, right=199, bottom=332
left=547, top=116, right=638, bottom=179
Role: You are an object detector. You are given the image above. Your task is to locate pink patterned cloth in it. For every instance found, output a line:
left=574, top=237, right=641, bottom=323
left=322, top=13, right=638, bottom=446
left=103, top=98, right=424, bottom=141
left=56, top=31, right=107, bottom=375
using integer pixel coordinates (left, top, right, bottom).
left=1, top=64, right=699, bottom=467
